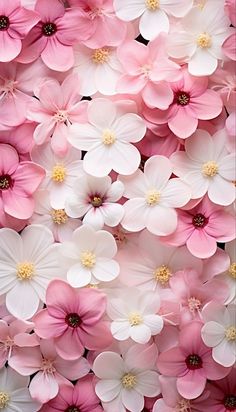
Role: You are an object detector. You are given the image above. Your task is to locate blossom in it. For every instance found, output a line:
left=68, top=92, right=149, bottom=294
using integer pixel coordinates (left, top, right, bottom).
left=114, top=0, right=193, bottom=41
left=0, top=122, right=35, bottom=161
left=167, top=2, right=232, bottom=76
left=65, top=173, right=124, bottom=230
left=157, top=321, right=230, bottom=399
left=201, top=302, right=236, bottom=367
left=0, top=143, right=45, bottom=220
left=205, top=368, right=236, bottom=412
left=119, top=155, right=191, bottom=236
left=68, top=98, right=146, bottom=176
left=223, top=32, right=236, bottom=61
left=34, top=279, right=113, bottom=359
left=0, top=366, right=41, bottom=412
left=59, top=224, right=120, bottom=287
left=27, top=74, right=88, bottom=156
left=93, top=343, right=161, bottom=412
left=0, top=224, right=63, bottom=320
left=171, top=129, right=236, bottom=206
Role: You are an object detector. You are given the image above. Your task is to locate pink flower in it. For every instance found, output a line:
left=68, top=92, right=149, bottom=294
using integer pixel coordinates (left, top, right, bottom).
left=0, top=143, right=45, bottom=220
left=223, top=32, right=236, bottom=61
left=40, top=375, right=103, bottom=412
left=205, top=368, right=236, bottom=412
left=162, top=195, right=236, bottom=259
left=17, top=0, right=92, bottom=71
left=0, top=0, right=40, bottom=62
left=157, top=321, right=230, bottom=400
left=34, top=279, right=113, bottom=360
left=225, top=0, right=236, bottom=26
left=0, top=122, right=35, bottom=161
left=143, top=68, right=223, bottom=139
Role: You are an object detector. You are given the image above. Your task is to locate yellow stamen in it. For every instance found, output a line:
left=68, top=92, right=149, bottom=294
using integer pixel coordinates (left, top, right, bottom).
left=146, top=189, right=161, bottom=205
left=229, top=262, right=236, bottom=279
left=121, top=373, right=137, bottom=389
left=92, top=48, right=110, bottom=64
left=80, top=251, right=96, bottom=268
left=145, top=0, right=159, bottom=10
left=154, top=265, right=171, bottom=285
left=197, top=32, right=212, bottom=48
left=51, top=164, right=67, bottom=182
left=0, top=392, right=10, bottom=409
left=102, top=129, right=116, bottom=145
left=202, top=161, right=218, bottom=177
left=51, top=209, right=68, bottom=224
left=17, top=262, right=35, bottom=280
left=128, top=312, right=143, bottom=326
left=225, top=326, right=236, bottom=341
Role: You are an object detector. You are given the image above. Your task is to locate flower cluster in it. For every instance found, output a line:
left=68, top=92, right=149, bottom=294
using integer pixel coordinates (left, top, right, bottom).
left=0, top=0, right=235, bottom=411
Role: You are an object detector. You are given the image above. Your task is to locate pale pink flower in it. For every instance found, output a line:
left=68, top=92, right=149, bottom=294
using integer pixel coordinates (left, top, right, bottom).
left=93, top=343, right=161, bottom=412
left=119, top=155, right=191, bottom=236
left=65, top=174, right=124, bottom=230
left=114, top=0, right=193, bottom=41
left=9, top=339, right=89, bottom=403
left=0, top=122, right=35, bottom=161
left=171, top=129, right=236, bottom=206
left=210, top=61, right=236, bottom=115
left=201, top=302, right=236, bottom=367
left=223, top=32, right=236, bottom=61
left=27, top=74, right=88, bottom=156
left=136, top=127, right=181, bottom=159
left=69, top=98, right=146, bottom=177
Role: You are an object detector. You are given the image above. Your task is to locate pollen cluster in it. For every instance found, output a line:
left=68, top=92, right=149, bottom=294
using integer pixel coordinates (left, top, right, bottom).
left=16, top=262, right=35, bottom=280
left=121, top=373, right=137, bottom=389
left=80, top=251, right=96, bottom=268
left=51, top=164, right=67, bottom=182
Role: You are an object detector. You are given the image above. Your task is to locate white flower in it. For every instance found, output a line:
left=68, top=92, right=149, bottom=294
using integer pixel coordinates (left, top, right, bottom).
left=0, top=367, right=40, bottom=412
left=93, top=343, right=161, bottom=412
left=107, top=287, right=164, bottom=344
left=30, top=190, right=81, bottom=242
left=201, top=302, right=236, bottom=367
left=68, top=98, right=146, bottom=177
left=59, top=225, right=120, bottom=287
left=65, top=174, right=124, bottom=230
left=31, top=142, right=83, bottom=209
left=0, top=225, right=63, bottom=320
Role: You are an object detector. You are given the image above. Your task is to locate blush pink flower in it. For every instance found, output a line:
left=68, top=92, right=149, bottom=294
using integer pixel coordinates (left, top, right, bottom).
left=0, top=143, right=45, bottom=220
left=205, top=368, right=236, bottom=412
left=162, top=195, right=236, bottom=259
left=0, top=122, right=35, bottom=161
left=157, top=321, right=230, bottom=400
left=34, top=279, right=113, bottom=360
left=0, top=0, right=40, bottom=62
left=17, top=0, right=92, bottom=71
left=143, top=68, right=223, bottom=139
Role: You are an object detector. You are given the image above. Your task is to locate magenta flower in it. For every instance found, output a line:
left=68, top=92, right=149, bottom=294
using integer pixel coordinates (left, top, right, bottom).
left=0, top=0, right=40, bottom=62
left=157, top=321, right=230, bottom=400
left=17, top=0, right=93, bottom=71
left=0, top=143, right=45, bottom=220
left=34, top=279, right=113, bottom=360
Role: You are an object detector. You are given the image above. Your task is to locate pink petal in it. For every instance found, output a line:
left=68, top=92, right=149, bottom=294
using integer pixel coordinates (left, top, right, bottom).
left=177, top=369, right=206, bottom=399
left=8, top=7, right=40, bottom=38
left=186, top=230, right=217, bottom=259
left=190, top=90, right=223, bottom=120
left=35, top=0, right=65, bottom=20
left=41, top=38, right=74, bottom=71
left=29, top=371, right=59, bottom=403
left=168, top=107, right=198, bottom=139
left=0, top=31, right=21, bottom=62
left=11, top=162, right=45, bottom=195
left=2, top=191, right=35, bottom=219
left=34, top=309, right=67, bottom=339
left=0, top=144, right=19, bottom=174
left=157, top=347, right=186, bottom=377
left=142, top=82, right=173, bottom=110
left=55, top=329, right=84, bottom=360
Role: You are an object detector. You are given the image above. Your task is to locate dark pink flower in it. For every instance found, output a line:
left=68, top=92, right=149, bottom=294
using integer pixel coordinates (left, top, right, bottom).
left=205, top=368, right=236, bottom=411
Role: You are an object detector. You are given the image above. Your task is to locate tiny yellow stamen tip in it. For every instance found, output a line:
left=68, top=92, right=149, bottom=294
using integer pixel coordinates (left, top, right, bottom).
left=54, top=110, right=68, bottom=123
left=121, top=373, right=137, bottom=389
left=80, top=251, right=96, bottom=268
left=229, top=262, right=236, bottom=279
left=91, top=196, right=103, bottom=207
left=51, top=164, right=67, bottom=182
left=51, top=209, right=68, bottom=224
left=188, top=297, right=201, bottom=312
left=202, top=161, right=218, bottom=177
left=17, top=262, right=35, bottom=280
left=92, top=48, right=110, bottom=64
left=197, top=32, right=212, bottom=48
left=102, top=129, right=116, bottom=145
left=154, top=265, right=171, bottom=285
left=145, top=0, right=159, bottom=10
left=225, top=326, right=236, bottom=341
left=146, top=190, right=161, bottom=205
left=0, top=392, right=10, bottom=409
left=128, top=312, right=143, bottom=326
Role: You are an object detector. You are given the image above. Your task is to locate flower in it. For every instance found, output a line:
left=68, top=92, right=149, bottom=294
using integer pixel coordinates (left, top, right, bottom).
left=119, top=155, right=191, bottom=236
left=201, top=302, right=236, bottom=367
left=34, top=279, right=113, bottom=360
left=0, top=366, right=41, bottom=412
left=0, top=143, right=45, bottom=220
left=68, top=98, right=146, bottom=177
left=0, top=224, right=63, bottom=320
left=59, top=224, right=120, bottom=287
left=93, top=343, right=161, bottom=412
left=205, top=368, right=236, bottom=412
left=171, top=129, right=236, bottom=206
left=65, top=173, right=124, bottom=230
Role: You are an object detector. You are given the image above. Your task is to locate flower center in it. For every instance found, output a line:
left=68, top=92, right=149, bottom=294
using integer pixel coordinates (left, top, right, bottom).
left=4, top=337, right=14, bottom=350
left=154, top=265, right=171, bottom=285
left=102, top=129, right=116, bottom=145
left=17, top=262, right=35, bottom=280
left=65, top=406, right=80, bottom=412
left=0, top=175, right=12, bottom=190
left=141, top=64, right=152, bottom=77
left=65, top=313, right=81, bottom=328
left=0, top=16, right=9, bottom=31
left=192, top=213, right=208, bottom=228
left=121, top=373, right=137, bottom=389
left=188, top=297, right=201, bottom=312
left=225, top=326, right=236, bottom=341
left=229, top=262, right=236, bottom=279
left=51, top=209, right=68, bottom=224
left=223, top=395, right=236, bottom=410
left=185, top=354, right=203, bottom=370
left=177, top=399, right=191, bottom=412
left=41, top=358, right=56, bottom=374
left=42, top=22, right=57, bottom=36
left=92, top=47, right=110, bottom=64
left=197, top=32, right=212, bottom=48
left=113, top=228, right=127, bottom=244
left=145, top=0, right=159, bottom=10
left=175, top=91, right=190, bottom=106
left=0, top=392, right=10, bottom=409
left=80, top=251, right=96, bottom=268
left=51, top=164, right=67, bottom=182
left=54, top=110, right=68, bottom=123
left=91, top=196, right=103, bottom=207
left=146, top=189, right=161, bottom=205
left=202, top=161, right=218, bottom=177
left=128, top=312, right=143, bottom=326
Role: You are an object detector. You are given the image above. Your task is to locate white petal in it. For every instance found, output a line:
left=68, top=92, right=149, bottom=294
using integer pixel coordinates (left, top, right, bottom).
left=144, top=155, right=172, bottom=190
left=83, top=145, right=112, bottom=177
left=135, top=371, right=161, bottom=397
left=93, top=258, right=120, bottom=282
left=121, top=388, right=144, bottom=412
left=147, top=206, right=177, bottom=236
left=68, top=123, right=100, bottom=151
left=110, top=141, right=141, bottom=176
left=188, top=49, right=218, bottom=77
left=208, top=176, right=235, bottom=206
left=130, top=324, right=151, bottom=344
left=111, top=321, right=131, bottom=341
left=96, top=380, right=122, bottom=402
left=161, top=178, right=191, bottom=207
left=113, top=114, right=146, bottom=143
left=101, top=203, right=124, bottom=227
left=122, top=199, right=147, bottom=232
left=143, top=314, right=164, bottom=335
left=6, top=283, right=40, bottom=320
left=114, top=0, right=145, bottom=21
left=213, top=339, right=236, bottom=367
left=140, top=9, right=169, bottom=41
left=83, top=208, right=105, bottom=230
left=21, top=225, right=54, bottom=261
left=88, top=98, right=117, bottom=129
left=201, top=321, right=225, bottom=347
left=67, top=263, right=91, bottom=288
left=93, top=351, right=125, bottom=379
